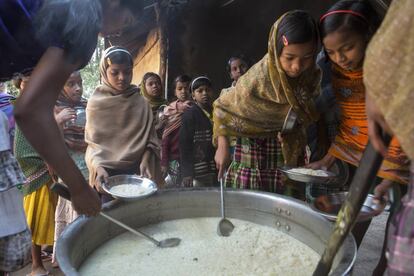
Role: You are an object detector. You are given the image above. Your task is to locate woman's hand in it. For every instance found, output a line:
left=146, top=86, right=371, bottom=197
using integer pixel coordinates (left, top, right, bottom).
left=140, top=150, right=153, bottom=180
left=366, top=93, right=393, bottom=157
left=71, top=186, right=101, bottom=216
left=182, top=176, right=193, bottom=187
left=55, top=107, right=76, bottom=126
left=373, top=179, right=393, bottom=203
left=215, top=136, right=231, bottom=180
left=95, top=166, right=109, bottom=193
left=306, top=153, right=336, bottom=170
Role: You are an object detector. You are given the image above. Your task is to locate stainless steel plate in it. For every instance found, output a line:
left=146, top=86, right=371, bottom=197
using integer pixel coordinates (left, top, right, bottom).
left=311, top=193, right=386, bottom=222
left=102, top=174, right=157, bottom=201
left=280, top=166, right=338, bottom=184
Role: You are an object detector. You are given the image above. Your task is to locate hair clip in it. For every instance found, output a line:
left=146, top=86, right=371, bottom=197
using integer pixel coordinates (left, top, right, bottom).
left=282, top=35, right=289, bottom=46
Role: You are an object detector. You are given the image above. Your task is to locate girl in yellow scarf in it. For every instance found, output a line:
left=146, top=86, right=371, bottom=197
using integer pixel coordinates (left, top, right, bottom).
left=214, top=10, right=321, bottom=193
left=140, top=72, right=168, bottom=139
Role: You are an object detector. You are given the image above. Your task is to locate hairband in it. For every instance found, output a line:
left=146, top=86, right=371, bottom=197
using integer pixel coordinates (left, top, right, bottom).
left=104, top=48, right=132, bottom=58
left=319, top=10, right=367, bottom=23
left=104, top=48, right=132, bottom=66
left=191, top=76, right=210, bottom=92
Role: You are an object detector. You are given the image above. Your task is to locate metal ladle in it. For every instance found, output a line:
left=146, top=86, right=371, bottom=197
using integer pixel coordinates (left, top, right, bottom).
left=51, top=183, right=181, bottom=248
left=217, top=177, right=234, bottom=236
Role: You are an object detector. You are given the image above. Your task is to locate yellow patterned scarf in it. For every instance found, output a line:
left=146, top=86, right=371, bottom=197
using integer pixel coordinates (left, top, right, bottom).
left=140, top=79, right=168, bottom=113
left=364, top=0, right=414, bottom=161
left=213, top=12, right=321, bottom=165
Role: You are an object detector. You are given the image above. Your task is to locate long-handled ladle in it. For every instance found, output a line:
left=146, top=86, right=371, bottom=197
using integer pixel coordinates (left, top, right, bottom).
left=217, top=177, right=235, bottom=236
left=51, top=183, right=181, bottom=248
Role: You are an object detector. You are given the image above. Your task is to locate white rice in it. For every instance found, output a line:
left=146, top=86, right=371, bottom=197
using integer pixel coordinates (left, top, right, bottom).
left=109, top=184, right=149, bottom=197
left=79, top=218, right=319, bottom=276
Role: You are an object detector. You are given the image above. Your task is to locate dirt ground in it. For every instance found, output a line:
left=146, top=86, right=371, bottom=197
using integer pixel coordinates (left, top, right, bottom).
left=12, top=213, right=389, bottom=276
left=352, top=212, right=389, bottom=275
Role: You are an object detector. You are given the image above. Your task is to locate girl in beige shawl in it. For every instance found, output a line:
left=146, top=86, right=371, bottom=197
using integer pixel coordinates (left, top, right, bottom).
left=85, top=46, right=161, bottom=202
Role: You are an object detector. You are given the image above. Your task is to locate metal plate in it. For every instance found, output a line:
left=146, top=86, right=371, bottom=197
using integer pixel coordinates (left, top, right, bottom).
left=311, top=193, right=386, bottom=222
left=102, top=174, right=158, bottom=201
left=280, top=166, right=338, bottom=184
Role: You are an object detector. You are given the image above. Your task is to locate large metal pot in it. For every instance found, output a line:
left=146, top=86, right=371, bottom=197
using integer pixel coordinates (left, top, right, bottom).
left=56, top=188, right=356, bottom=275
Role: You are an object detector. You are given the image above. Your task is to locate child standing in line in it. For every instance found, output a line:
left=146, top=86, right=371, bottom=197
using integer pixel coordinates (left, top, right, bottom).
left=220, top=54, right=249, bottom=97
left=140, top=72, right=168, bottom=139
left=13, top=75, right=58, bottom=276
left=180, top=77, right=217, bottom=187
left=219, top=55, right=250, bottom=157
left=0, top=111, right=31, bottom=276
left=161, top=75, right=192, bottom=187
left=52, top=71, right=88, bottom=267
left=85, top=47, right=161, bottom=203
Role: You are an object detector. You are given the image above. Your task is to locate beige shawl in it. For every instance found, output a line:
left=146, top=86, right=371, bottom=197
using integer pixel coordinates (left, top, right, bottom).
left=85, top=85, right=161, bottom=186
left=364, top=0, right=414, bottom=160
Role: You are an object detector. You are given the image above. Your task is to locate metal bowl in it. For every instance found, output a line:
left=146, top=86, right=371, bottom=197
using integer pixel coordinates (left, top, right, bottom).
left=74, top=107, right=86, bottom=126
left=101, top=174, right=157, bottom=201
left=311, top=192, right=386, bottom=222
left=281, top=166, right=338, bottom=184
left=65, top=107, right=86, bottom=127
left=56, top=188, right=357, bottom=275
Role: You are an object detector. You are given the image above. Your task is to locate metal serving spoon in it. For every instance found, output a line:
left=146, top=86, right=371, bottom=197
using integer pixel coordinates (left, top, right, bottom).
left=217, top=177, right=235, bottom=237
left=51, top=183, right=181, bottom=248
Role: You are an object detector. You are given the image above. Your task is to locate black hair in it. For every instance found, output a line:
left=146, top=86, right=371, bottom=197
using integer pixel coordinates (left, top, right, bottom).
left=143, top=72, right=162, bottom=84
left=105, top=46, right=133, bottom=66
left=191, top=77, right=212, bottom=93
left=35, top=0, right=146, bottom=66
left=119, top=0, right=146, bottom=13
left=320, top=0, right=381, bottom=40
left=173, top=75, right=192, bottom=89
left=276, top=10, right=319, bottom=54
left=226, top=54, right=249, bottom=73
left=35, top=0, right=102, bottom=65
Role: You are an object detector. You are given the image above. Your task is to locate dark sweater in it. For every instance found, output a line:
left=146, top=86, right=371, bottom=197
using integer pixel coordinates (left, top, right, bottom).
left=179, top=105, right=216, bottom=179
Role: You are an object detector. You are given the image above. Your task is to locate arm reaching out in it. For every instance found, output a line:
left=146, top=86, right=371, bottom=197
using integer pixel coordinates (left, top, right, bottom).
left=14, top=47, right=101, bottom=216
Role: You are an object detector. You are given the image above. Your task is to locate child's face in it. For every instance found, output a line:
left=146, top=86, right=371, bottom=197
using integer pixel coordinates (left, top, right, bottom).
left=229, top=58, right=248, bottom=83
left=323, top=30, right=367, bottom=71
left=192, top=85, right=213, bottom=107
left=279, top=41, right=315, bottom=78
left=145, top=76, right=162, bottom=98
left=106, top=63, right=133, bottom=93
left=175, top=81, right=190, bottom=101
left=63, top=72, right=83, bottom=103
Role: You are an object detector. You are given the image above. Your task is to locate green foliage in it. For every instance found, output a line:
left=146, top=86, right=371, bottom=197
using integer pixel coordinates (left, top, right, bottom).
left=81, top=38, right=104, bottom=99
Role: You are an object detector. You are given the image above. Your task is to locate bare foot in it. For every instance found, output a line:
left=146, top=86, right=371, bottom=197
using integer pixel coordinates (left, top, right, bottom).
left=28, top=266, right=51, bottom=276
